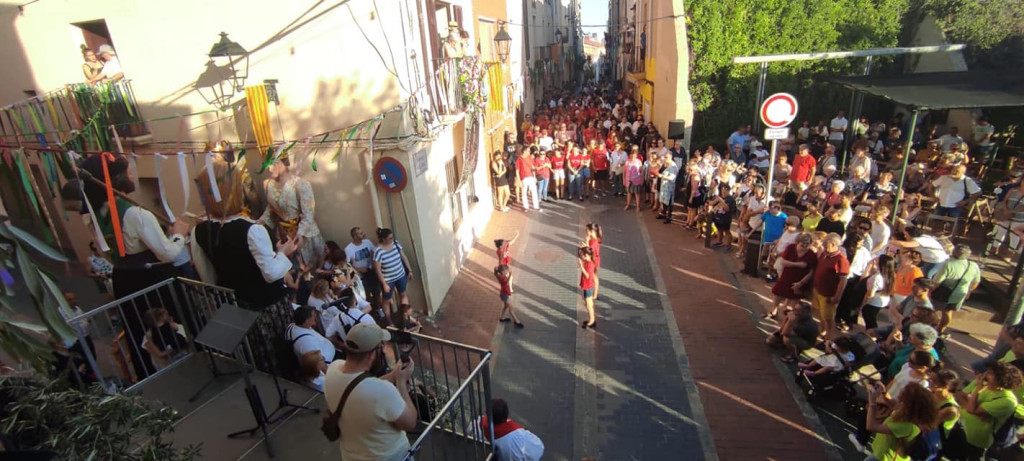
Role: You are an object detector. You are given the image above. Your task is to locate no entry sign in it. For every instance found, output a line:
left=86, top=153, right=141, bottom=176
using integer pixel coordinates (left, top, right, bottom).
left=373, top=157, right=408, bottom=193
left=760, top=93, right=799, bottom=128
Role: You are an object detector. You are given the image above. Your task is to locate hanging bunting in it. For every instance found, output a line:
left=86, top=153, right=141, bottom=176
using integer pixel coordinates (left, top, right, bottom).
left=309, top=134, right=328, bottom=172
left=244, top=84, right=274, bottom=153
left=174, top=153, right=190, bottom=217
left=153, top=154, right=175, bottom=221
left=204, top=152, right=221, bottom=203
left=127, top=152, right=138, bottom=184
left=110, top=125, right=125, bottom=153
left=100, top=152, right=126, bottom=257
left=70, top=151, right=110, bottom=253
left=12, top=150, right=42, bottom=216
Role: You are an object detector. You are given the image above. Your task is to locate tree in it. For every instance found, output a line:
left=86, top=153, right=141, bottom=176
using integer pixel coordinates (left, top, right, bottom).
left=920, top=0, right=1024, bottom=50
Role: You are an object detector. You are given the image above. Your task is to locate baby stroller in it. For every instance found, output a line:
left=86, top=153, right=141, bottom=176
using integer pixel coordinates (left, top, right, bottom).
left=796, top=332, right=880, bottom=413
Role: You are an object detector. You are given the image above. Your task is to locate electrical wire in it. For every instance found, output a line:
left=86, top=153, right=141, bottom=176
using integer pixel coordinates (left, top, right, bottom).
left=346, top=2, right=412, bottom=95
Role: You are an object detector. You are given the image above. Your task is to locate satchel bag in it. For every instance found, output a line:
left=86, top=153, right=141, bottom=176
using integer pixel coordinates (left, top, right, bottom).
left=932, top=264, right=971, bottom=305
left=321, top=372, right=372, bottom=442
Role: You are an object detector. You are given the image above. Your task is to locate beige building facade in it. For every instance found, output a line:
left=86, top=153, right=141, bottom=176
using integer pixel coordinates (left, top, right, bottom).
left=0, top=0, right=526, bottom=314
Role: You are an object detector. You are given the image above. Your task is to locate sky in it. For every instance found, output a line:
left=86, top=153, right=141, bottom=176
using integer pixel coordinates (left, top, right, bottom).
left=579, top=0, right=609, bottom=36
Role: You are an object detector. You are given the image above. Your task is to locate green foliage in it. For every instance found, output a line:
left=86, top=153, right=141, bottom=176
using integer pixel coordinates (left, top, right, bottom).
left=687, top=0, right=910, bottom=143
left=0, top=218, right=77, bottom=373
left=920, top=0, right=1024, bottom=50
left=1, top=377, right=200, bottom=460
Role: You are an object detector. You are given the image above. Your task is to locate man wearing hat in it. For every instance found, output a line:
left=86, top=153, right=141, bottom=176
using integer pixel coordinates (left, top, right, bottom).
left=95, top=44, right=124, bottom=82
left=324, top=323, right=417, bottom=461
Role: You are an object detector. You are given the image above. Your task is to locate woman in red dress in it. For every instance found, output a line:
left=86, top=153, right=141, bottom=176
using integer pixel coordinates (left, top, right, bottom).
left=585, top=223, right=603, bottom=300
left=768, top=233, right=817, bottom=321
left=578, top=245, right=597, bottom=329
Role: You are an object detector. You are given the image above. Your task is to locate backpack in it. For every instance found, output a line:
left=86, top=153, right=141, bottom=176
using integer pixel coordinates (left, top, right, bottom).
left=276, top=326, right=311, bottom=380
left=905, top=427, right=941, bottom=461
left=340, top=310, right=368, bottom=335
left=937, top=401, right=968, bottom=459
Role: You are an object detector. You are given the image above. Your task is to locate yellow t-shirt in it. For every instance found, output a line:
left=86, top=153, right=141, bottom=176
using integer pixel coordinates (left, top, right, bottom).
left=802, top=214, right=822, bottom=232
left=871, top=417, right=920, bottom=461
left=961, top=388, right=1017, bottom=448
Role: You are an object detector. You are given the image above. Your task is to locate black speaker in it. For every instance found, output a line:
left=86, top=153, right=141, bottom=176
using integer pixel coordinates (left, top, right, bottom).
left=667, top=120, right=686, bottom=140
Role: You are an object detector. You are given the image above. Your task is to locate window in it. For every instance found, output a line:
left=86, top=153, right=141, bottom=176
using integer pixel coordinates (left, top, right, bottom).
left=478, top=19, right=496, bottom=63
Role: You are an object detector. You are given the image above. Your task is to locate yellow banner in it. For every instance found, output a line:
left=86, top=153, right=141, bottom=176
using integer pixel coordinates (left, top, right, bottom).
left=245, top=85, right=274, bottom=152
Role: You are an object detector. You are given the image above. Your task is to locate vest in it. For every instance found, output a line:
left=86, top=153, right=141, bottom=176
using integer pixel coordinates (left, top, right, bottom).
left=194, top=219, right=287, bottom=307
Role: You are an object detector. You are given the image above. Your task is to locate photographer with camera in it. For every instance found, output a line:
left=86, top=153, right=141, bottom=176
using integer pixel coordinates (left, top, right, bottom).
left=323, top=323, right=417, bottom=460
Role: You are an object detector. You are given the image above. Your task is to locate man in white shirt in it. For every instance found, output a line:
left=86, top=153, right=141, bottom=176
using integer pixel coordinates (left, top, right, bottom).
left=96, top=44, right=124, bottom=82
left=828, top=109, right=848, bottom=147
left=324, top=323, right=417, bottom=461
left=345, top=227, right=380, bottom=300
left=287, top=306, right=337, bottom=363
left=931, top=164, right=982, bottom=217
left=934, top=126, right=964, bottom=154
left=325, top=293, right=376, bottom=346
left=537, top=130, right=554, bottom=151
left=972, top=116, right=996, bottom=163
left=477, top=399, right=545, bottom=461
left=747, top=141, right=770, bottom=169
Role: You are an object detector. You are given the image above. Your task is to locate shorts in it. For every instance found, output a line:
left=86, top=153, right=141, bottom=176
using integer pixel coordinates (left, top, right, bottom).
left=937, top=301, right=964, bottom=312
left=582, top=288, right=595, bottom=299
left=713, top=214, right=732, bottom=231
left=553, top=170, right=566, bottom=181
left=500, top=294, right=511, bottom=303
left=812, top=290, right=838, bottom=321
left=593, top=170, right=609, bottom=181
left=383, top=274, right=409, bottom=299
left=493, top=175, right=509, bottom=187
left=627, top=185, right=642, bottom=194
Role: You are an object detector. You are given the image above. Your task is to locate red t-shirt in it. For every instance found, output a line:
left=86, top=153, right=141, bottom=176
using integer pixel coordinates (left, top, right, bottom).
left=813, top=251, right=850, bottom=297
left=551, top=155, right=566, bottom=170
left=516, top=156, right=535, bottom=179
left=496, top=244, right=511, bottom=266
left=580, top=260, right=596, bottom=290
left=535, top=158, right=551, bottom=180
left=568, top=152, right=584, bottom=169
left=588, top=238, right=602, bottom=268
left=497, top=273, right=512, bottom=296
left=591, top=148, right=609, bottom=171
left=791, top=154, right=817, bottom=183
left=582, top=128, right=597, bottom=144
left=524, top=131, right=535, bottom=145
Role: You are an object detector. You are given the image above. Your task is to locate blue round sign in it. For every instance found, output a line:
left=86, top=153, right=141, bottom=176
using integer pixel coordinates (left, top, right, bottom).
left=373, top=157, right=408, bottom=193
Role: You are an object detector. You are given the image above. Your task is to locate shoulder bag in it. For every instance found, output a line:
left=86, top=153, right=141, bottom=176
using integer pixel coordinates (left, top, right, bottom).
left=932, top=263, right=971, bottom=305
left=321, top=372, right=372, bottom=441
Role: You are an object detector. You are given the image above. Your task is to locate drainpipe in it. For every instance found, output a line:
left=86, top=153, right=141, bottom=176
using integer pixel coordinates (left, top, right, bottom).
left=366, top=137, right=384, bottom=228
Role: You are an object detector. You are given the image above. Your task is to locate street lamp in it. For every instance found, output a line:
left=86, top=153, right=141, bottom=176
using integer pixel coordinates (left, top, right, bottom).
left=494, top=21, right=512, bottom=63
left=196, top=32, right=249, bottom=110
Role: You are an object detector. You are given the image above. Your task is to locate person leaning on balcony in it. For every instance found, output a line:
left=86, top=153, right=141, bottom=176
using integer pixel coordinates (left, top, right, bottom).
left=80, top=153, right=191, bottom=379
left=325, top=323, right=417, bottom=461
left=442, top=21, right=464, bottom=59
left=191, top=156, right=298, bottom=309
left=81, top=46, right=104, bottom=83
left=95, top=44, right=124, bottom=82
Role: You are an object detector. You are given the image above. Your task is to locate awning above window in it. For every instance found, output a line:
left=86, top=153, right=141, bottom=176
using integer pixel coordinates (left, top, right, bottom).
left=829, top=71, right=1024, bottom=110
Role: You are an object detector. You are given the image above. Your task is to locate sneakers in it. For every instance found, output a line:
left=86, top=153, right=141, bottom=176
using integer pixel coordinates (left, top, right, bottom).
left=501, top=207, right=510, bottom=213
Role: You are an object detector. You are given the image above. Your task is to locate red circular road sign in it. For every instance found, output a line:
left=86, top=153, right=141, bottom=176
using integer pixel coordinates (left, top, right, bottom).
left=373, top=157, right=408, bottom=193
left=760, top=93, right=799, bottom=128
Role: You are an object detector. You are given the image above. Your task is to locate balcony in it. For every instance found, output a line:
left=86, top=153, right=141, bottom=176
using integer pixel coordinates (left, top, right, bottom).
left=2, top=79, right=150, bottom=152
left=433, top=57, right=469, bottom=119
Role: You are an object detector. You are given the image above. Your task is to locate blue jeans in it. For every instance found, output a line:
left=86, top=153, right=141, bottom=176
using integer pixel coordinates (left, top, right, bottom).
left=611, top=173, right=624, bottom=194
left=936, top=206, right=962, bottom=218
left=537, top=177, right=550, bottom=200
left=568, top=173, right=582, bottom=198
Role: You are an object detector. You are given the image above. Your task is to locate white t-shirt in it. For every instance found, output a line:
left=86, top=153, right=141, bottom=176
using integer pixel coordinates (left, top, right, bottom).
left=325, top=306, right=376, bottom=342
left=914, top=235, right=949, bottom=264
left=345, top=239, right=377, bottom=272
left=848, top=246, right=872, bottom=277
left=324, top=365, right=410, bottom=461
left=493, top=428, right=546, bottom=461
left=936, top=134, right=964, bottom=153
left=865, top=272, right=891, bottom=307
left=869, top=221, right=891, bottom=255
left=286, top=324, right=336, bottom=363
left=888, top=364, right=929, bottom=400
left=973, top=124, right=995, bottom=146
left=308, top=295, right=329, bottom=310
left=100, top=58, right=123, bottom=79
left=538, top=136, right=554, bottom=151
left=932, top=175, right=981, bottom=208
left=829, top=116, right=848, bottom=141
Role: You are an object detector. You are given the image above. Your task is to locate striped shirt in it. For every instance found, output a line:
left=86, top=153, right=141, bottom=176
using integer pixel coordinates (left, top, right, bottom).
left=373, top=242, right=407, bottom=283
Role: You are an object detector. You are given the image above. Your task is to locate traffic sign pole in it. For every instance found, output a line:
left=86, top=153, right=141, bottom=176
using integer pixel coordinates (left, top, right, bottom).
left=764, top=139, right=779, bottom=207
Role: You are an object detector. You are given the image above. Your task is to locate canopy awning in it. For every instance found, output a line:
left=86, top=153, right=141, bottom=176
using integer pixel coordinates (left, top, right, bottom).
left=829, top=71, right=1024, bottom=110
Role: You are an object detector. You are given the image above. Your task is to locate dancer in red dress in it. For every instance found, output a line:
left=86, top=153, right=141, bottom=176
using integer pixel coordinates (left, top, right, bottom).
left=494, top=265, right=523, bottom=328
left=578, top=246, right=597, bottom=329
left=585, top=223, right=603, bottom=300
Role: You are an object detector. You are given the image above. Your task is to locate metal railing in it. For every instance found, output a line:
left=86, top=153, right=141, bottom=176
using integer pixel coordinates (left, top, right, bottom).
left=64, top=277, right=292, bottom=393
left=391, top=328, right=494, bottom=461
left=434, top=58, right=467, bottom=117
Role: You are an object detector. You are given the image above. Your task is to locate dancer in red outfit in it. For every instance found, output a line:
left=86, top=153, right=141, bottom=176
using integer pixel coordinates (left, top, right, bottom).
left=585, top=223, right=603, bottom=300
left=494, top=231, right=520, bottom=266
left=578, top=246, right=597, bottom=329
left=493, top=265, right=523, bottom=328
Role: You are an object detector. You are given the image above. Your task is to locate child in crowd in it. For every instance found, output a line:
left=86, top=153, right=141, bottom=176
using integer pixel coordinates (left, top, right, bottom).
left=391, top=303, right=422, bottom=334
left=801, top=202, right=822, bottom=232
left=142, top=307, right=189, bottom=369
left=768, top=216, right=802, bottom=281
left=709, top=184, right=736, bottom=251
left=300, top=350, right=327, bottom=392
left=797, top=336, right=857, bottom=376
left=494, top=265, right=523, bottom=328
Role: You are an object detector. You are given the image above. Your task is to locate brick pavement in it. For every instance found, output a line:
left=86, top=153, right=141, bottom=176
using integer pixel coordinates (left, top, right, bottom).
left=642, top=213, right=834, bottom=460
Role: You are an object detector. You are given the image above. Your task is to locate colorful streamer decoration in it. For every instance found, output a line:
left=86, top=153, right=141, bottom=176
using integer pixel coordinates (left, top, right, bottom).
left=245, top=84, right=274, bottom=153
left=153, top=154, right=175, bottom=221
left=100, top=152, right=126, bottom=257
left=204, top=152, right=221, bottom=203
